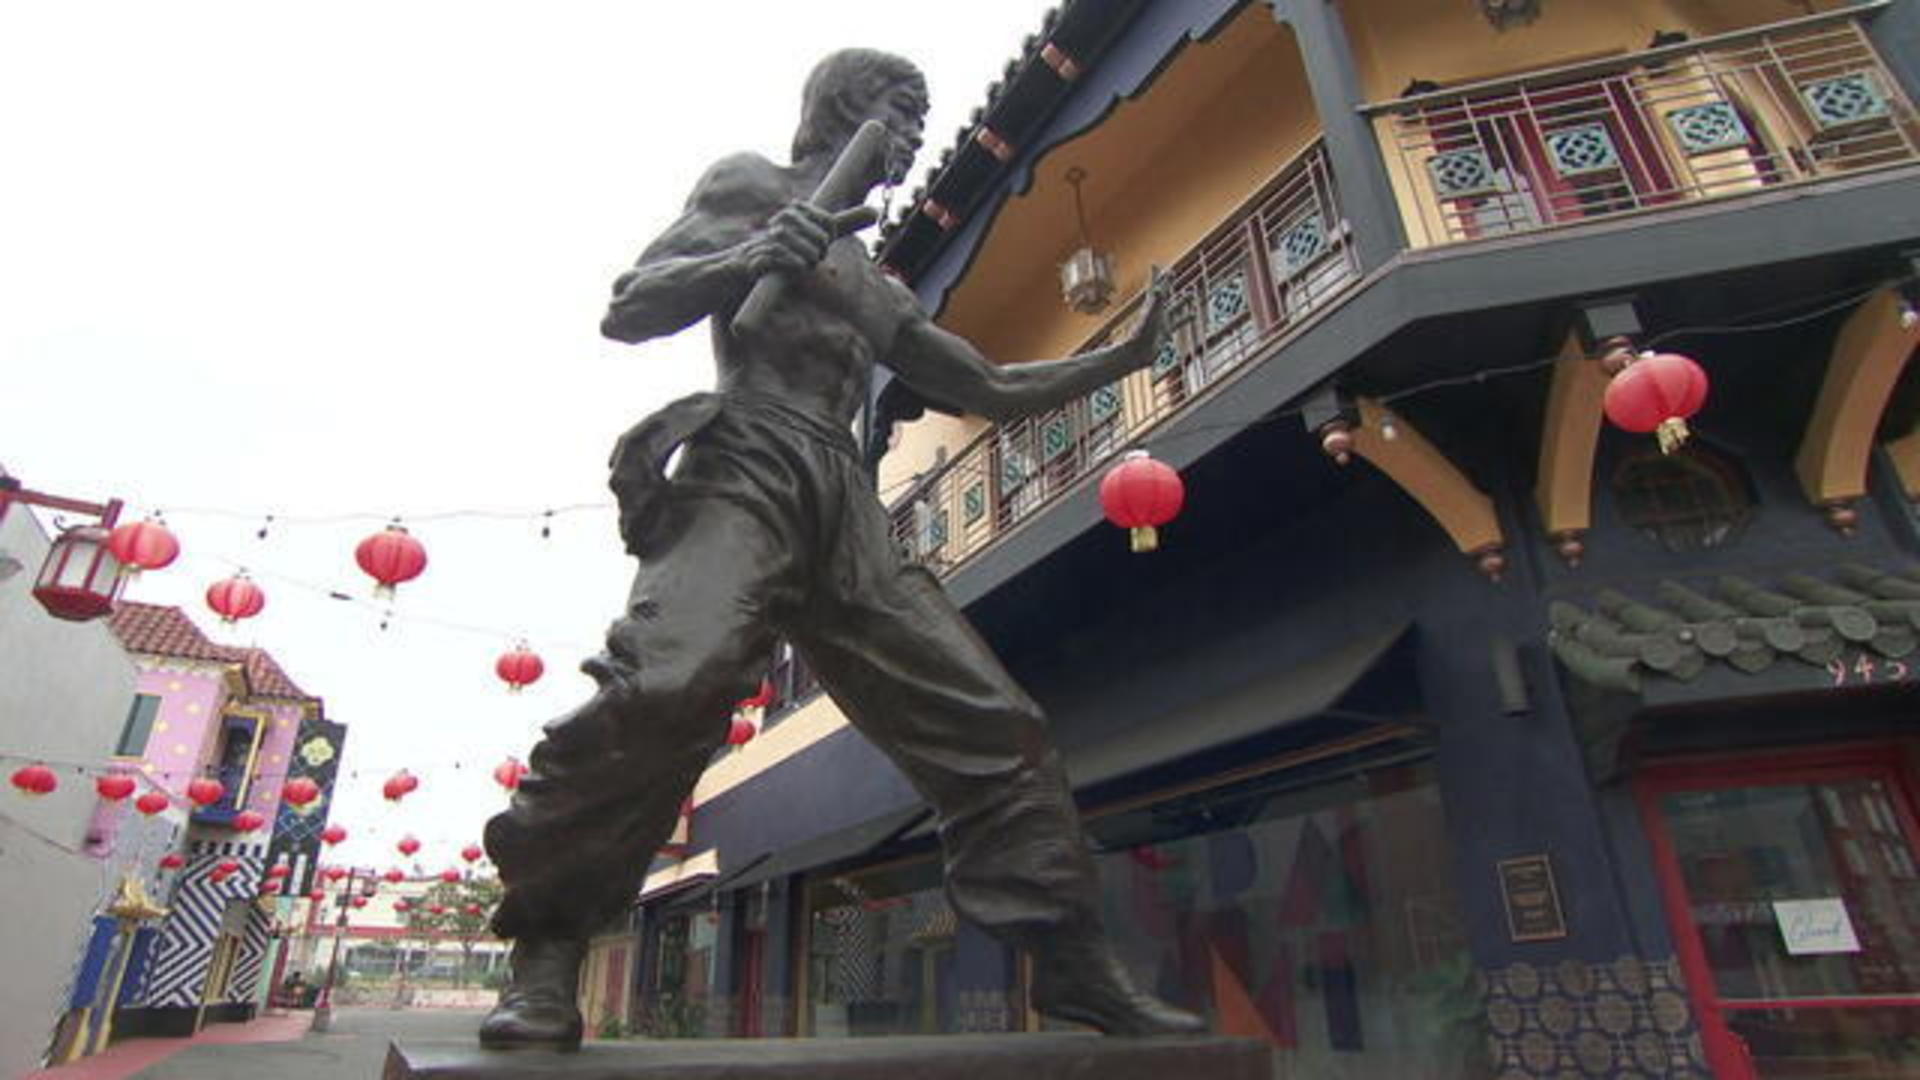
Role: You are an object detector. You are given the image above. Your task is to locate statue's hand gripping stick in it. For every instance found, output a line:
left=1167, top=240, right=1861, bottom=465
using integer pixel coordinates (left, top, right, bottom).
left=730, top=119, right=892, bottom=339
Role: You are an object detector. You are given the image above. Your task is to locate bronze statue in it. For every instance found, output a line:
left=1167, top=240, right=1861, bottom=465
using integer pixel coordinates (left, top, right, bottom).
left=480, top=48, right=1202, bottom=1049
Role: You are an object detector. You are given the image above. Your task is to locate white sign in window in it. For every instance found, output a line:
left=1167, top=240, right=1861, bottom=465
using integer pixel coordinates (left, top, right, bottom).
left=1772, top=898, right=1862, bottom=955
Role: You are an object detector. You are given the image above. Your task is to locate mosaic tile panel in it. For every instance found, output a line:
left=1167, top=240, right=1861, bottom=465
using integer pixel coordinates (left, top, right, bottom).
left=962, top=482, right=986, bottom=525
left=1041, top=414, right=1073, bottom=463
left=1666, top=101, right=1749, bottom=155
left=1801, top=72, right=1890, bottom=130
left=1000, top=450, right=1032, bottom=492
left=1090, top=383, right=1123, bottom=424
left=924, top=508, right=948, bottom=551
left=1546, top=123, right=1621, bottom=177
left=1483, top=955, right=1709, bottom=1078
left=1428, top=148, right=1503, bottom=199
left=1152, top=338, right=1181, bottom=377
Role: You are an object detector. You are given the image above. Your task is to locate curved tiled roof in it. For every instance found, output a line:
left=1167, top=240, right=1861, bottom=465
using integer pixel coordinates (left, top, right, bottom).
left=108, top=601, right=315, bottom=702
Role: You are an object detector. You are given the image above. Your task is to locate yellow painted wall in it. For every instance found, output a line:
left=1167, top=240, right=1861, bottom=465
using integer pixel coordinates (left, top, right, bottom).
left=1339, top=0, right=1852, bottom=104
left=879, top=4, right=1319, bottom=493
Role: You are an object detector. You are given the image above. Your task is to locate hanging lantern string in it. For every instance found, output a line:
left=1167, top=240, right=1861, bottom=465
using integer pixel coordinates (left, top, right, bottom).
left=0, top=748, right=547, bottom=791
left=1122, top=274, right=1913, bottom=458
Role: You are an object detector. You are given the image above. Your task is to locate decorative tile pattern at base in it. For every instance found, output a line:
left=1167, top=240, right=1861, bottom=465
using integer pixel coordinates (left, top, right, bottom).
left=1801, top=73, right=1889, bottom=130
left=1428, top=148, right=1504, bottom=199
left=954, top=989, right=1015, bottom=1033
left=1666, top=101, right=1750, bottom=155
left=1546, top=123, right=1622, bottom=177
left=1483, top=955, right=1709, bottom=1078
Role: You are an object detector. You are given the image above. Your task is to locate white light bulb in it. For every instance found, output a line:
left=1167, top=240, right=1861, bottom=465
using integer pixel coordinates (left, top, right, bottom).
left=1380, top=417, right=1399, bottom=442
left=1901, top=303, right=1918, bottom=331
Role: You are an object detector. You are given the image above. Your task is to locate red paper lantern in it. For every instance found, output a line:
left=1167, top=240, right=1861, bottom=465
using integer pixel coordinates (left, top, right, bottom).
left=396, top=835, right=421, bottom=857
left=461, top=844, right=484, bottom=864
left=322, top=866, right=348, bottom=883
left=321, top=824, right=348, bottom=846
left=382, top=770, right=419, bottom=803
left=355, top=524, right=428, bottom=600
left=350, top=895, right=369, bottom=909
left=107, top=519, right=180, bottom=572
left=217, top=858, right=241, bottom=875
left=1603, top=351, right=1710, bottom=454
left=440, top=868, right=461, bottom=883
left=384, top=868, right=406, bottom=884
left=737, top=678, right=775, bottom=711
left=261, top=880, right=283, bottom=895
left=159, top=853, right=186, bottom=871
left=727, top=716, right=757, bottom=746
left=496, top=646, right=545, bottom=693
left=428, top=904, right=447, bottom=916
left=282, top=777, right=321, bottom=807
left=393, top=899, right=412, bottom=913
left=465, top=904, right=484, bottom=917
left=266, top=864, right=291, bottom=879
left=492, top=758, right=529, bottom=791
left=95, top=774, right=137, bottom=802
left=135, top=791, right=171, bottom=816
left=308, top=889, right=326, bottom=903
left=11, top=764, right=59, bottom=796
left=1099, top=450, right=1185, bottom=553
left=186, top=777, right=225, bottom=807
left=205, top=574, right=266, bottom=625
left=232, top=809, right=267, bottom=833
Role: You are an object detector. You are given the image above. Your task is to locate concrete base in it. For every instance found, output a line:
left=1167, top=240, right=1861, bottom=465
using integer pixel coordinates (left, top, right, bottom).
left=384, top=1033, right=1271, bottom=1079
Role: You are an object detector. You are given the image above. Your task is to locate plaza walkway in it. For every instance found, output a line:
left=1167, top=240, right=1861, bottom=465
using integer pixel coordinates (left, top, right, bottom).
left=23, top=1008, right=484, bottom=1080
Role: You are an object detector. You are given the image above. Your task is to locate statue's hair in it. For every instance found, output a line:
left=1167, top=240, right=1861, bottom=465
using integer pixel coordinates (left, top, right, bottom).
left=791, top=49, right=928, bottom=163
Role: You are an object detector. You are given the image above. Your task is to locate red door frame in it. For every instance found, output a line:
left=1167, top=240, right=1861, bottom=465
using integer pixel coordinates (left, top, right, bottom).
left=1635, top=740, right=1920, bottom=1079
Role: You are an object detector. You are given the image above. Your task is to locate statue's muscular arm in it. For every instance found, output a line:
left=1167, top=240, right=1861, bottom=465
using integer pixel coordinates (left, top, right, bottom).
left=882, top=268, right=1172, bottom=423
left=601, top=154, right=836, bottom=344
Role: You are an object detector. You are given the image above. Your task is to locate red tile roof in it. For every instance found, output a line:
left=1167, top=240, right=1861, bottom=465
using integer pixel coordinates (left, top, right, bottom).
left=108, top=601, right=315, bottom=701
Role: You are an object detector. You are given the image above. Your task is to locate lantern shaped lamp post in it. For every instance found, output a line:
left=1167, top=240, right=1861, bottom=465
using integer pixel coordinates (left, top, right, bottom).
left=0, top=477, right=131, bottom=622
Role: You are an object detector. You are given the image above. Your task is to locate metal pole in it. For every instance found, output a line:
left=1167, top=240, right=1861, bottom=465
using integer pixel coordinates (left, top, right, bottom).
left=309, top=868, right=360, bottom=1034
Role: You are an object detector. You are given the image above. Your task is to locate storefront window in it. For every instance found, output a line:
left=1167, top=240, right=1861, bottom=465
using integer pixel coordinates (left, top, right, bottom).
left=639, top=908, right=718, bottom=1037
left=1085, top=757, right=1488, bottom=1079
left=802, top=857, right=1016, bottom=1036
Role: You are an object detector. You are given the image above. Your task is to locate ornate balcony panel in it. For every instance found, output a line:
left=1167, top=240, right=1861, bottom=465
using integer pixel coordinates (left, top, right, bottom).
left=890, top=141, right=1360, bottom=577
left=1368, top=8, right=1919, bottom=248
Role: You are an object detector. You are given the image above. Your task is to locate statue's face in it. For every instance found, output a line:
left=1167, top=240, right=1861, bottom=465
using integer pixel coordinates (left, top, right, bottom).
left=861, top=82, right=928, bottom=185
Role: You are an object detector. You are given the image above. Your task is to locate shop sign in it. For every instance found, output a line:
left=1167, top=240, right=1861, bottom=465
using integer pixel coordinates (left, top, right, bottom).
left=1772, top=898, right=1861, bottom=955
left=1498, top=854, right=1568, bottom=942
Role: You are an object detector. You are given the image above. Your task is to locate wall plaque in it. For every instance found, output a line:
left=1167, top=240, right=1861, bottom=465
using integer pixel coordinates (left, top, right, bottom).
left=1498, top=854, right=1568, bottom=942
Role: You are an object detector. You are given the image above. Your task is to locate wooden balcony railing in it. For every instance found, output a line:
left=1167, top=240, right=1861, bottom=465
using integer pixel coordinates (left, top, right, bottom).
left=889, top=139, right=1359, bottom=576
left=1366, top=6, right=1919, bottom=248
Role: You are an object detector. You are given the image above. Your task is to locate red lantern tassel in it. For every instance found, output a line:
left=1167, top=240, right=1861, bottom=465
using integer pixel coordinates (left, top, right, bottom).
left=1130, top=525, right=1159, bottom=554
left=374, top=582, right=395, bottom=603
left=1656, top=416, right=1691, bottom=455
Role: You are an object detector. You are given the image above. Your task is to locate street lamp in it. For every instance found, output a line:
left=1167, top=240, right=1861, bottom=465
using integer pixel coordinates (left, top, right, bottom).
left=310, top=868, right=378, bottom=1034
left=0, top=476, right=129, bottom=621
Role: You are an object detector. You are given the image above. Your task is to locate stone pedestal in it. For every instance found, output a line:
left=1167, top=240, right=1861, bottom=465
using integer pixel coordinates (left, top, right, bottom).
left=384, top=1033, right=1271, bottom=1080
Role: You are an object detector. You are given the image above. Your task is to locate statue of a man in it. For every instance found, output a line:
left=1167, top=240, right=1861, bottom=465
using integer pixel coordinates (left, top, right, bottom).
left=480, top=48, right=1203, bottom=1048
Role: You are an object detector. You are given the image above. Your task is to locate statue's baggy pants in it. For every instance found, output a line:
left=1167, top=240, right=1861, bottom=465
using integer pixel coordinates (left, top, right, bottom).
left=485, top=395, right=1102, bottom=946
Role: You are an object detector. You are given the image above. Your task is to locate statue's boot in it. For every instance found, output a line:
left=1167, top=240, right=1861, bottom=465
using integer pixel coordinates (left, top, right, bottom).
left=478, top=938, right=586, bottom=1050
left=1032, top=931, right=1208, bottom=1036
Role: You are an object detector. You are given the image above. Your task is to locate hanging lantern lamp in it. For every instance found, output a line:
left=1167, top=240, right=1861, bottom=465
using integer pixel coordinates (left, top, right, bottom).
left=322, top=866, right=348, bottom=883
left=496, top=645, right=545, bottom=693
left=261, top=880, right=283, bottom=895
left=158, top=853, right=186, bottom=871
left=461, top=844, right=484, bottom=864
left=107, top=518, right=180, bottom=574
left=1059, top=167, right=1116, bottom=314
left=355, top=522, right=428, bottom=601
left=492, top=758, right=529, bottom=792
left=393, top=899, right=412, bottom=913
left=232, top=809, right=267, bottom=833
left=1099, top=450, right=1186, bottom=553
left=465, top=904, right=484, bottom=917
left=135, top=791, right=171, bottom=816
left=282, top=777, right=320, bottom=807
left=350, top=896, right=368, bottom=909
left=1603, top=351, right=1710, bottom=454
left=382, top=769, right=420, bottom=803
left=321, top=824, right=348, bottom=846
left=11, top=764, right=59, bottom=796
left=308, top=889, right=327, bottom=903
left=384, top=867, right=407, bottom=884
left=33, top=522, right=129, bottom=622
left=266, top=864, right=291, bottom=880
left=396, top=835, right=421, bottom=857
left=95, top=774, right=137, bottom=801
left=205, top=574, right=266, bottom=625
left=440, top=868, right=461, bottom=883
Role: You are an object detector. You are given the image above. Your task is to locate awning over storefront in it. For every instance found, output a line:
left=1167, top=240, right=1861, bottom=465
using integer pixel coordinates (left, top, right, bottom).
left=716, top=804, right=930, bottom=894
left=638, top=849, right=718, bottom=903
left=1059, top=619, right=1419, bottom=792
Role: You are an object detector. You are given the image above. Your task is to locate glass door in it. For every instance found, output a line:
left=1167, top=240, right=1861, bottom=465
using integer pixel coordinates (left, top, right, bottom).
left=1639, top=748, right=1920, bottom=1078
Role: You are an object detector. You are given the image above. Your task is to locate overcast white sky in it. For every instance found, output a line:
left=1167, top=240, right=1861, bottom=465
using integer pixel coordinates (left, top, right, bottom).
left=1, top=1, right=1057, bottom=875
